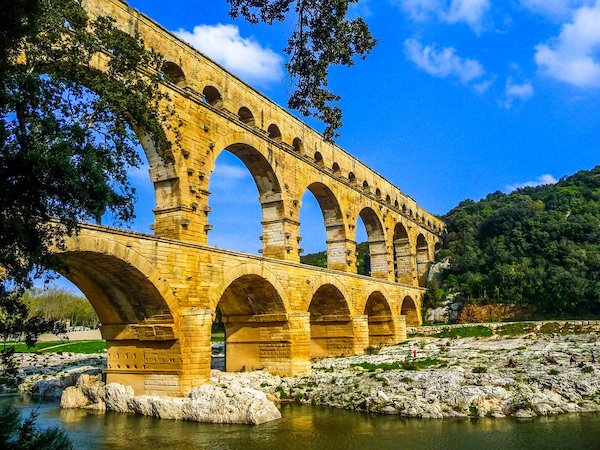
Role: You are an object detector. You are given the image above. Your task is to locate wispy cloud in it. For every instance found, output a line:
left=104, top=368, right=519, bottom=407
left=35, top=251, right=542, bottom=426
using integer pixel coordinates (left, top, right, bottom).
left=534, top=1, right=600, bottom=88
left=506, top=174, right=558, bottom=191
left=348, top=0, right=373, bottom=18
left=174, top=24, right=284, bottom=84
left=404, top=39, right=491, bottom=89
left=396, top=0, right=491, bottom=32
left=521, top=0, right=594, bottom=21
left=503, top=78, right=534, bottom=108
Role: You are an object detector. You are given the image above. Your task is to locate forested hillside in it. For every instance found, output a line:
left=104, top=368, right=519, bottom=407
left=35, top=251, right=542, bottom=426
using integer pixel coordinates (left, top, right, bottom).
left=439, top=166, right=600, bottom=315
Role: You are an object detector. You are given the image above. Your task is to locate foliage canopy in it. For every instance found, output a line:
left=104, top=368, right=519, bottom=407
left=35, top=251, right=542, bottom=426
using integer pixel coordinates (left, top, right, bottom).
left=438, top=166, right=600, bottom=315
left=227, top=0, right=377, bottom=141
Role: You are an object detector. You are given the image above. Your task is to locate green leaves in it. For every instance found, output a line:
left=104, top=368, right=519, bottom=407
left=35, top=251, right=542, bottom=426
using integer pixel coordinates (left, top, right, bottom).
left=0, top=0, right=176, bottom=289
left=439, top=166, right=600, bottom=315
left=227, top=0, right=377, bottom=141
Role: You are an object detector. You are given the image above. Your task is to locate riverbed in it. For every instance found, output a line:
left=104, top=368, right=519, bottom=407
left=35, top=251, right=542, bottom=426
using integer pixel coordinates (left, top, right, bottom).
left=2, top=394, right=600, bottom=449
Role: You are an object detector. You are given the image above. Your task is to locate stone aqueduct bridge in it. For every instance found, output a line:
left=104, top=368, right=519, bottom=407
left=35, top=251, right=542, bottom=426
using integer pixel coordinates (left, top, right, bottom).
left=62, top=0, right=446, bottom=396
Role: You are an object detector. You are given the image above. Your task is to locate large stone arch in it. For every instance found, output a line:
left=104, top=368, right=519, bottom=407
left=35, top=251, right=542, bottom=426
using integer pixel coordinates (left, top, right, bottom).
left=401, top=295, right=420, bottom=327
left=307, top=283, right=356, bottom=358
left=393, top=222, right=415, bottom=285
left=364, top=291, right=396, bottom=346
left=299, top=181, right=348, bottom=272
left=209, top=133, right=290, bottom=259
left=56, top=234, right=181, bottom=396
left=357, top=206, right=388, bottom=279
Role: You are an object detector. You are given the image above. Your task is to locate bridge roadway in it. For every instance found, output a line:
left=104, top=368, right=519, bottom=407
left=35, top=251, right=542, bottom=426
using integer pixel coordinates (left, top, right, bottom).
left=59, top=223, right=423, bottom=396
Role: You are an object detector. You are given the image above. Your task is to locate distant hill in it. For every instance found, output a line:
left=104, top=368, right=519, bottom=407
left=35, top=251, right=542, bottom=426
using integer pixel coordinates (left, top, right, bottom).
left=301, top=242, right=371, bottom=275
left=438, top=166, right=600, bottom=315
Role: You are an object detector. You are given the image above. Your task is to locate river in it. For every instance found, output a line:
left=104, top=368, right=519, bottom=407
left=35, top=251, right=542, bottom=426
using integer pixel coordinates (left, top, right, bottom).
left=2, top=394, right=599, bottom=449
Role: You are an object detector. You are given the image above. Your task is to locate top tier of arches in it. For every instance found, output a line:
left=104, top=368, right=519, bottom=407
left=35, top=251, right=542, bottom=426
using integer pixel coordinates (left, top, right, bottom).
left=91, top=0, right=444, bottom=236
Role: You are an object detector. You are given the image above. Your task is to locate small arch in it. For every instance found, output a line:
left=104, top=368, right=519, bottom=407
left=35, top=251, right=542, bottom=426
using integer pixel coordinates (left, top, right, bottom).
left=416, top=234, right=430, bottom=287
left=237, top=107, right=255, bottom=126
left=393, top=223, right=413, bottom=284
left=268, top=124, right=282, bottom=142
left=162, top=62, right=186, bottom=88
left=427, top=220, right=432, bottom=228
left=402, top=204, right=407, bottom=214
left=308, top=284, right=354, bottom=358
left=357, top=207, right=387, bottom=278
left=401, top=296, right=419, bottom=327
left=375, top=188, right=382, bottom=199
left=362, top=180, right=370, bottom=193
left=292, top=137, right=303, bottom=153
left=348, top=172, right=357, bottom=184
left=314, top=151, right=324, bottom=166
left=386, top=195, right=391, bottom=204
left=203, top=86, right=223, bottom=108
left=409, top=209, right=414, bottom=217
left=332, top=162, right=341, bottom=174
left=364, top=292, right=395, bottom=346
left=434, top=242, right=442, bottom=253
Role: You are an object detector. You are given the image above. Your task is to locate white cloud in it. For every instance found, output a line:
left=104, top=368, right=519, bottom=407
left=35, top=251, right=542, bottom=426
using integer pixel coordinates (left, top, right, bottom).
left=503, top=78, right=534, bottom=107
left=396, top=0, right=490, bottom=32
left=506, top=174, right=558, bottom=191
left=534, top=1, right=600, bottom=88
left=521, top=0, right=594, bottom=20
left=174, top=24, right=284, bottom=84
left=212, top=163, right=248, bottom=181
left=404, top=39, right=487, bottom=87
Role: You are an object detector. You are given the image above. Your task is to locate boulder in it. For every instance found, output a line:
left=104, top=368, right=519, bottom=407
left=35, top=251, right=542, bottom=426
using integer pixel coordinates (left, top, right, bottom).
left=60, top=379, right=281, bottom=425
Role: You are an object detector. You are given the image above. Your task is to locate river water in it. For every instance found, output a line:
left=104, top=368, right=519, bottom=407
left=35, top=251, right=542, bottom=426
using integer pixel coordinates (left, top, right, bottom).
left=2, top=394, right=600, bottom=449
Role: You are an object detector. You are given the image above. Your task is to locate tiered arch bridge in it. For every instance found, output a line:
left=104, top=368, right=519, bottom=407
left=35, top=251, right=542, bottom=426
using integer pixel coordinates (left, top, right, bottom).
left=60, top=0, right=445, bottom=396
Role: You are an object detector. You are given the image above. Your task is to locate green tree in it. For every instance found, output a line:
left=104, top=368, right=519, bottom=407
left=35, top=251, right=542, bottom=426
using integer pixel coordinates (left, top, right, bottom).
left=0, top=0, right=176, bottom=291
left=437, top=166, right=600, bottom=316
left=227, top=0, right=377, bottom=140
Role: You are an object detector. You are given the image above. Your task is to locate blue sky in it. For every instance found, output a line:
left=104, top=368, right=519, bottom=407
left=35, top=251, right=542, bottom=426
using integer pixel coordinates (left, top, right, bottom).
left=47, top=0, right=600, bottom=292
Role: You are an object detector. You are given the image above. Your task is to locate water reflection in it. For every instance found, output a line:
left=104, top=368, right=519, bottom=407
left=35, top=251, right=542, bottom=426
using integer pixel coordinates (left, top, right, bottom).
left=2, top=395, right=600, bottom=450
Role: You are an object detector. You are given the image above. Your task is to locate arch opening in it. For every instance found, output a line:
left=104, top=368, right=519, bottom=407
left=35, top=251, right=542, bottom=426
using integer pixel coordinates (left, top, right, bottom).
left=314, top=151, right=324, bottom=166
left=214, top=274, right=289, bottom=373
left=348, top=172, right=357, bottom=184
left=208, top=144, right=285, bottom=258
left=202, top=86, right=223, bottom=108
left=365, top=292, right=395, bottom=346
left=416, top=234, right=430, bottom=287
left=401, top=296, right=420, bottom=327
left=162, top=62, right=186, bottom=88
left=357, top=207, right=388, bottom=279
left=308, top=284, right=355, bottom=358
left=237, top=107, right=255, bottom=126
left=268, top=124, right=282, bottom=142
left=362, top=180, right=370, bottom=193
left=299, top=182, right=347, bottom=271
left=55, top=249, right=181, bottom=395
left=393, top=223, right=414, bottom=285
left=292, top=137, right=303, bottom=153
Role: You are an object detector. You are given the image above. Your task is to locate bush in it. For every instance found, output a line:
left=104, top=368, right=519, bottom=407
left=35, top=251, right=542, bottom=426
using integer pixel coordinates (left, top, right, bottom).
left=472, top=366, right=488, bottom=374
left=582, top=366, right=594, bottom=374
left=548, top=368, right=559, bottom=375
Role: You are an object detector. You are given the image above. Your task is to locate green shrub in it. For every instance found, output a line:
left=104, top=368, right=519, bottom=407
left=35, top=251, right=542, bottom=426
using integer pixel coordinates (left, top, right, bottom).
left=548, top=369, right=559, bottom=375
left=472, top=366, right=488, bottom=374
left=582, top=366, right=594, bottom=374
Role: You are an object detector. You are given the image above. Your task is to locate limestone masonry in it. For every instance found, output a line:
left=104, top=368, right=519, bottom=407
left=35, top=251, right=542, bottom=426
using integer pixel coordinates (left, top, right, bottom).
left=60, top=0, right=445, bottom=396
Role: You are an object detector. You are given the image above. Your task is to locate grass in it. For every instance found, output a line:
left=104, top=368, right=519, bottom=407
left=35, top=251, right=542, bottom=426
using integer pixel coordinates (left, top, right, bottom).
left=496, top=323, right=536, bottom=336
left=350, top=358, right=445, bottom=372
left=433, top=325, right=493, bottom=339
left=211, top=332, right=225, bottom=342
left=3, top=340, right=106, bottom=354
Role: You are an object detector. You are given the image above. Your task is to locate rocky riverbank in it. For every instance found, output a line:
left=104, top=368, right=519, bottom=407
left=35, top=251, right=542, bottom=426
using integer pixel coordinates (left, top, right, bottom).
left=5, top=324, right=600, bottom=420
